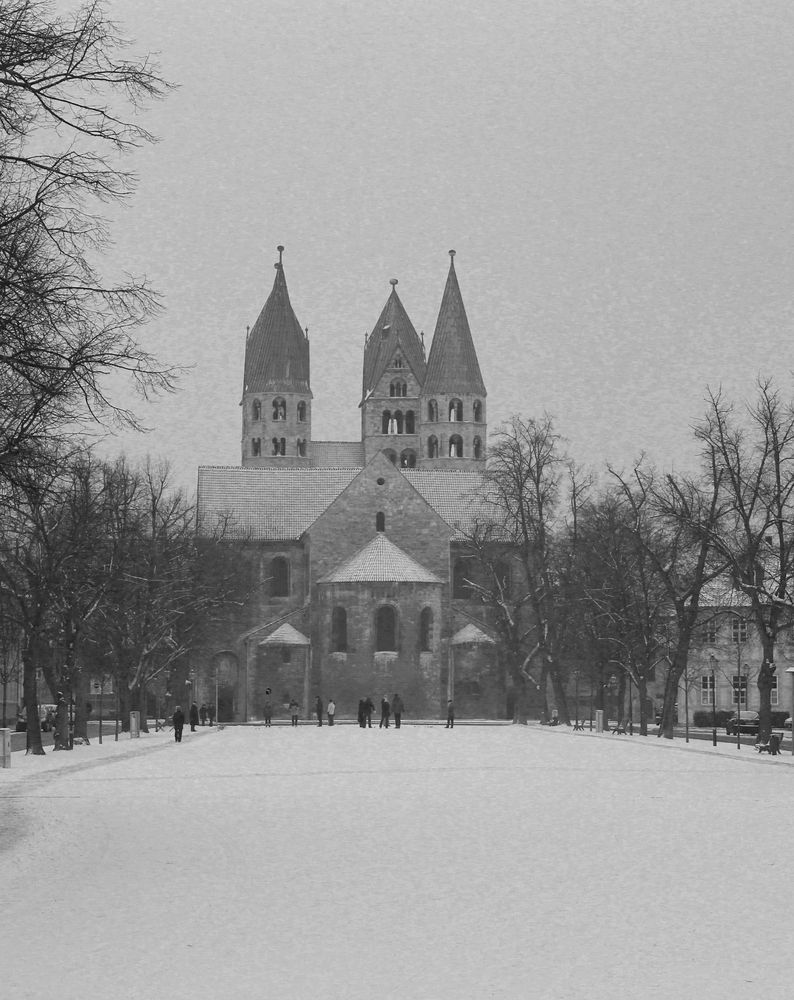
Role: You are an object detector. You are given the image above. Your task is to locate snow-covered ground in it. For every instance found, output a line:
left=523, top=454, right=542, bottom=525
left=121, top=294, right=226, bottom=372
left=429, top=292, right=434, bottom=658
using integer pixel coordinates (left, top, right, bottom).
left=2, top=723, right=792, bottom=999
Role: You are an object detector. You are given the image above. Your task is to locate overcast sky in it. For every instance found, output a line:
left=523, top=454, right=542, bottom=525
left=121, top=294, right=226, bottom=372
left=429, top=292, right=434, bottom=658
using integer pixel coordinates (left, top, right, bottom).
left=93, top=0, right=794, bottom=492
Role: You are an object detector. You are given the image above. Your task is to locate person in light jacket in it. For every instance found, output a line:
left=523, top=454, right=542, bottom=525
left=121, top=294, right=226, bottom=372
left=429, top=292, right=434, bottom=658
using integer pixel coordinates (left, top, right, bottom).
left=327, top=698, right=336, bottom=726
left=289, top=699, right=300, bottom=727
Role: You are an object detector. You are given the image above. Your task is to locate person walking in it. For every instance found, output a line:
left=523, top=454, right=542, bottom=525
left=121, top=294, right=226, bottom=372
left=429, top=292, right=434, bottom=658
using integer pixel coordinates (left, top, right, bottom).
left=364, top=696, right=374, bottom=728
left=315, top=695, right=323, bottom=727
left=172, top=706, right=185, bottom=742
left=289, top=699, right=300, bottom=726
left=199, top=704, right=207, bottom=726
left=379, top=695, right=391, bottom=729
left=327, top=698, right=336, bottom=726
left=445, top=699, right=455, bottom=728
left=392, top=693, right=404, bottom=729
left=189, top=702, right=199, bottom=732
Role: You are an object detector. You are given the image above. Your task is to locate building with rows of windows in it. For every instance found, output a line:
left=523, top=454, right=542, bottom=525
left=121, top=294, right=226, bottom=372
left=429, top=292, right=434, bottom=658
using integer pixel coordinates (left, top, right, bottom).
left=195, top=248, right=508, bottom=722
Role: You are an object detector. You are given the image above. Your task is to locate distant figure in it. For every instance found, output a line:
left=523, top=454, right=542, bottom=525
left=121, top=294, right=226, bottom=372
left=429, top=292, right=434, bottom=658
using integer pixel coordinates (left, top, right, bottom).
left=173, top=706, right=185, bottom=742
left=445, top=699, right=455, bottom=728
left=207, top=703, right=215, bottom=726
left=364, top=696, right=374, bottom=728
left=315, top=695, right=323, bottom=727
left=199, top=704, right=207, bottom=726
left=392, top=693, right=404, bottom=729
left=327, top=698, right=336, bottom=726
left=189, top=703, right=199, bottom=732
left=289, top=699, right=300, bottom=727
left=379, top=696, right=391, bottom=729
left=263, top=697, right=273, bottom=727
left=357, top=699, right=366, bottom=728
left=15, top=708, right=26, bottom=732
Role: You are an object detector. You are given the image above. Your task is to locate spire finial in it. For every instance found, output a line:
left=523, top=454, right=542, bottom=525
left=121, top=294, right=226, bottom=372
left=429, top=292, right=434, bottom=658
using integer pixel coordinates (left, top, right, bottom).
left=390, top=278, right=398, bottom=287
left=277, top=245, right=284, bottom=268
left=448, top=249, right=456, bottom=264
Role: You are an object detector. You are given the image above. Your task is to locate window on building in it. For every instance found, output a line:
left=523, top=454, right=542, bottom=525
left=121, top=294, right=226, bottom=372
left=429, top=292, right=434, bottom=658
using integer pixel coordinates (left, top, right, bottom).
left=272, top=397, right=286, bottom=420
left=449, top=398, right=463, bottom=422
left=252, top=438, right=261, bottom=457
left=732, top=619, right=748, bottom=643
left=427, top=435, right=439, bottom=458
left=420, top=607, right=433, bottom=652
left=376, top=511, right=385, bottom=532
left=393, top=355, right=403, bottom=368
left=428, top=399, right=438, bottom=422
left=393, top=410, right=404, bottom=434
left=331, top=607, right=347, bottom=653
left=771, top=673, right=779, bottom=706
left=473, top=436, right=482, bottom=459
left=281, top=647, right=292, bottom=663
left=297, top=401, right=307, bottom=422
left=382, top=410, right=391, bottom=434
left=701, top=622, right=717, bottom=644
left=272, top=438, right=285, bottom=456
left=405, top=410, right=415, bottom=434
left=473, top=400, right=483, bottom=422
left=270, top=557, right=289, bottom=597
left=449, top=434, right=463, bottom=458
left=390, top=380, right=407, bottom=397
left=453, top=558, right=474, bottom=599
left=297, top=438, right=306, bottom=457
left=732, top=673, right=748, bottom=706
left=400, top=449, right=416, bottom=468
left=700, top=674, right=715, bottom=706
left=252, top=399, right=261, bottom=421
left=376, top=605, right=397, bottom=651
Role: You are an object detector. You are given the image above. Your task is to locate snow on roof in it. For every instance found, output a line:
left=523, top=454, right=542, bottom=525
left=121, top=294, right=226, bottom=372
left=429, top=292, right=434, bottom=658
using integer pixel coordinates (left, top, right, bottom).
left=318, top=533, right=442, bottom=584
left=259, top=623, right=311, bottom=646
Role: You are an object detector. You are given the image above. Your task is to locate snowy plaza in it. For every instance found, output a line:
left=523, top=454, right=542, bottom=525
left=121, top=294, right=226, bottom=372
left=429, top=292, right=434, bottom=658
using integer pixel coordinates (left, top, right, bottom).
left=2, top=723, right=792, bottom=999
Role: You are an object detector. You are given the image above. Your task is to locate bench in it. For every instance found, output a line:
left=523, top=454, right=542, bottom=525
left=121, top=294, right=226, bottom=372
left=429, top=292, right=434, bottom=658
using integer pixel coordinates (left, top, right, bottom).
left=755, top=733, right=783, bottom=755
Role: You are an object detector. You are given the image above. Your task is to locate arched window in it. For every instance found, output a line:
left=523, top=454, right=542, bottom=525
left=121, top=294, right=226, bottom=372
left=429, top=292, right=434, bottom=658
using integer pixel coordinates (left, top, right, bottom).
left=453, top=558, right=474, bottom=599
left=390, top=380, right=407, bottom=397
left=473, top=400, right=483, bottom=422
left=428, top=399, right=438, bottom=422
left=449, top=398, right=463, bottom=422
left=427, top=435, right=439, bottom=459
left=382, top=410, right=391, bottom=434
left=297, top=401, right=307, bottom=422
left=252, top=399, right=261, bottom=421
left=393, top=355, right=403, bottom=368
left=376, top=511, right=386, bottom=532
left=331, top=607, right=347, bottom=653
left=270, top=557, right=289, bottom=597
left=383, top=449, right=398, bottom=466
left=394, top=410, right=404, bottom=434
left=376, top=605, right=397, bottom=651
left=420, top=607, right=433, bottom=652
left=400, top=449, right=416, bottom=468
left=252, top=438, right=261, bottom=457
left=272, top=397, right=286, bottom=420
left=449, top=434, right=463, bottom=458
left=297, top=438, right=306, bottom=457
left=473, top=436, right=482, bottom=459
left=272, top=438, right=285, bottom=456
left=405, top=410, right=415, bottom=434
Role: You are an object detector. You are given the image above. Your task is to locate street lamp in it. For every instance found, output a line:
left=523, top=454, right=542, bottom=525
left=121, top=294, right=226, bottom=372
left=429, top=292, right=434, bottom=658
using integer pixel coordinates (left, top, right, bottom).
left=572, top=670, right=585, bottom=730
left=786, top=667, right=794, bottom=756
left=709, top=656, right=717, bottom=747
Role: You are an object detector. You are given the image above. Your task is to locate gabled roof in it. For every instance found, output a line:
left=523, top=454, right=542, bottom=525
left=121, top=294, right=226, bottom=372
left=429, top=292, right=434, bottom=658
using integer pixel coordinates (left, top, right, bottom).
left=318, top=533, right=442, bottom=583
left=259, top=623, right=310, bottom=647
left=403, top=470, right=489, bottom=539
left=244, top=250, right=311, bottom=394
left=451, top=623, right=495, bottom=645
left=424, top=252, right=486, bottom=396
left=361, top=280, right=426, bottom=401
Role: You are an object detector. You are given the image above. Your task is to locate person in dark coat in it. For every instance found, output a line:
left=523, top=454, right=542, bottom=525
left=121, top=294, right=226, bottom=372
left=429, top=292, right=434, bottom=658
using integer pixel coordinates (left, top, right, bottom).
left=199, top=704, right=207, bottom=726
left=289, top=699, right=300, bottom=727
left=173, top=706, right=185, bottom=742
left=315, top=695, right=323, bottom=727
left=363, top=696, right=374, bottom=728
left=392, top=693, right=404, bottom=728
left=379, top=695, right=391, bottom=729
left=445, top=699, right=455, bottom=728
left=189, top=702, right=199, bottom=732
left=207, top=703, right=214, bottom=726
left=357, top=699, right=366, bottom=728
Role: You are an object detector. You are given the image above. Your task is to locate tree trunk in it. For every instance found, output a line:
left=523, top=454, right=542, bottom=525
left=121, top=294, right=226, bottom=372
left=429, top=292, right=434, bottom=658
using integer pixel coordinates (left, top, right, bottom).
left=617, top=673, right=627, bottom=727
left=757, top=636, right=776, bottom=743
left=138, top=683, right=149, bottom=733
left=538, top=659, right=549, bottom=723
left=73, top=669, right=90, bottom=741
left=548, top=658, right=571, bottom=725
left=636, top=676, right=649, bottom=735
left=22, top=646, right=44, bottom=754
left=512, top=673, right=529, bottom=724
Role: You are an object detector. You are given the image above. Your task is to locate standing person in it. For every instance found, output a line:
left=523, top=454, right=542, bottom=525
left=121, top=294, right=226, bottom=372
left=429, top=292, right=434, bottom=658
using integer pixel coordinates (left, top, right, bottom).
left=445, top=699, right=455, bottom=728
left=327, top=698, right=336, bottom=726
left=263, top=695, right=273, bottom=727
left=379, top=695, right=391, bottom=729
left=315, top=695, right=323, bottom=727
left=199, top=704, right=207, bottom=726
left=172, top=706, right=185, bottom=742
left=207, top=703, right=214, bottom=726
left=289, top=699, right=300, bottom=727
left=364, top=696, right=374, bottom=728
left=357, top=699, right=366, bottom=728
left=189, top=702, right=199, bottom=732
left=392, top=693, right=404, bottom=729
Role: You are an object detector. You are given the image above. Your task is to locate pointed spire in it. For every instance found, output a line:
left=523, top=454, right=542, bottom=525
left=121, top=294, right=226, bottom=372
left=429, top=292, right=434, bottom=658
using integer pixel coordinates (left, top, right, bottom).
left=361, top=277, right=426, bottom=400
left=243, top=246, right=311, bottom=393
left=424, top=252, right=486, bottom=396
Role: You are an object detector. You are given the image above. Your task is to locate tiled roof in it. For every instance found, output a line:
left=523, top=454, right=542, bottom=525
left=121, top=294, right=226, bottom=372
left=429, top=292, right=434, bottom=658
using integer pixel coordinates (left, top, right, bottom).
left=259, top=623, right=310, bottom=646
left=361, top=282, right=426, bottom=400
left=318, top=533, right=442, bottom=583
left=244, top=255, right=311, bottom=394
left=197, top=466, right=359, bottom=539
left=310, top=440, right=365, bottom=467
left=424, top=253, right=486, bottom=396
left=403, top=469, right=489, bottom=539
left=451, top=623, right=496, bottom=645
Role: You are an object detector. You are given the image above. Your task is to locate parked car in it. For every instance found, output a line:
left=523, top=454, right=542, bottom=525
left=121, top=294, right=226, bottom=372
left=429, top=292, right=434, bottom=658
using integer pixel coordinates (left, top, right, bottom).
left=784, top=716, right=792, bottom=730
left=725, top=711, right=760, bottom=736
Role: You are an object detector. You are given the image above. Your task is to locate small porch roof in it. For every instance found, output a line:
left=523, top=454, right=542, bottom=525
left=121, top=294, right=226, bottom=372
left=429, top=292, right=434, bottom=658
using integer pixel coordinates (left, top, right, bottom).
left=258, top=623, right=311, bottom=647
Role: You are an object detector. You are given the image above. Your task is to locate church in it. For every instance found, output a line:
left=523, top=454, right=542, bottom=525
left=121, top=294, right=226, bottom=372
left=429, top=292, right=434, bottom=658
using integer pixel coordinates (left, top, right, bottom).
left=195, top=248, right=508, bottom=722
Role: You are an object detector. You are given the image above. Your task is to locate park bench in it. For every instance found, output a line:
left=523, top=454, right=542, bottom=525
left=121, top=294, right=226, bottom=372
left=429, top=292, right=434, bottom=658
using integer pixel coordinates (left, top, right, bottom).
left=755, top=733, right=782, bottom=755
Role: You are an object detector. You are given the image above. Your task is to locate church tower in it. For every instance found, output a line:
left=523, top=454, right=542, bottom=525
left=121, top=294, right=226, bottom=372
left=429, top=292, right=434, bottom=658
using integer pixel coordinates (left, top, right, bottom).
left=420, top=251, right=487, bottom=470
left=241, top=247, right=313, bottom=467
left=360, top=278, right=427, bottom=467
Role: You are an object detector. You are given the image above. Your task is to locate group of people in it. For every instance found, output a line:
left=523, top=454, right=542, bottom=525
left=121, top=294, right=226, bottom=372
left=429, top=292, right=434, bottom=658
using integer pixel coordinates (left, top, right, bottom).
left=171, top=700, right=215, bottom=742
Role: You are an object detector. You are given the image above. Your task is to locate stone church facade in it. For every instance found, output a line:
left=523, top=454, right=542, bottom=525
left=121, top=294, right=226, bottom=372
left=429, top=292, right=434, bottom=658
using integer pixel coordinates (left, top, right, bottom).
left=196, top=248, right=508, bottom=722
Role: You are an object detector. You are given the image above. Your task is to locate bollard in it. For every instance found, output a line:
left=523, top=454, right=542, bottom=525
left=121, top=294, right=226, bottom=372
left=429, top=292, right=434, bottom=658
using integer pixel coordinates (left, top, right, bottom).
left=0, top=727, right=10, bottom=768
left=595, top=709, right=605, bottom=733
left=129, top=711, right=140, bottom=738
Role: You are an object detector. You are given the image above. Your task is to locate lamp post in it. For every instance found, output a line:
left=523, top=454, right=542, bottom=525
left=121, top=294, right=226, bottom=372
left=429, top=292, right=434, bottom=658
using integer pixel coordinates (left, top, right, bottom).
left=684, top=656, right=689, bottom=744
left=786, top=667, right=794, bottom=756
left=573, top=670, right=585, bottom=730
left=710, top=656, right=717, bottom=747
left=609, top=674, right=618, bottom=731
